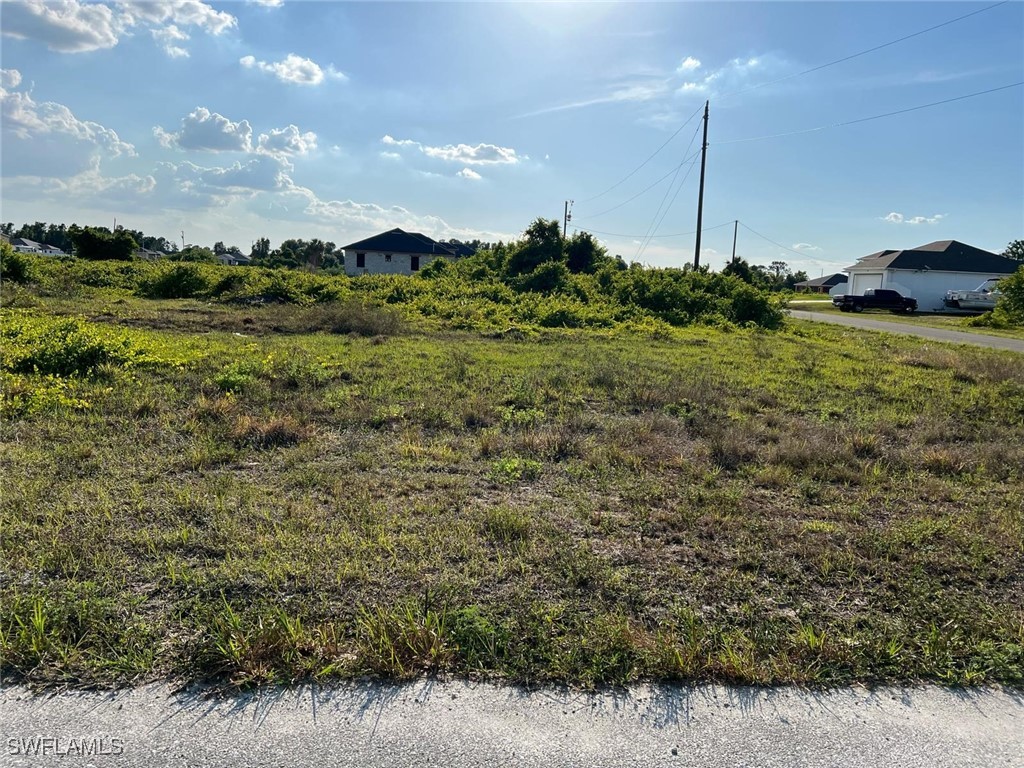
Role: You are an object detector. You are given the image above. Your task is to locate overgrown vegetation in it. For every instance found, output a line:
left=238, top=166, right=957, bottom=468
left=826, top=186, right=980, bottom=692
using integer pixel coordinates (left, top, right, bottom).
left=7, top=231, right=785, bottom=333
left=1, top=277, right=1021, bottom=689
left=967, top=265, right=1024, bottom=330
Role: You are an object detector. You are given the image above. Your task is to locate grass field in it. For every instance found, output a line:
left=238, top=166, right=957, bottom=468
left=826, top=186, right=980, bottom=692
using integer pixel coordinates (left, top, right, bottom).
left=788, top=300, right=1024, bottom=340
left=2, top=292, right=1022, bottom=689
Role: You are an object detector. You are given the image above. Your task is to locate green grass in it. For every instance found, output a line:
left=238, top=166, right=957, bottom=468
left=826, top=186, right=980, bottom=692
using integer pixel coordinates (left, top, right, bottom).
left=791, top=301, right=1024, bottom=340
left=1, top=293, right=1022, bottom=690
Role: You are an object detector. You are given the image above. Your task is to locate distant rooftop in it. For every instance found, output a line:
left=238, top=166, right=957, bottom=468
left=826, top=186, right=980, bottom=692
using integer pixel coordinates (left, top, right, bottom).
left=342, top=228, right=475, bottom=257
left=847, top=240, right=1017, bottom=274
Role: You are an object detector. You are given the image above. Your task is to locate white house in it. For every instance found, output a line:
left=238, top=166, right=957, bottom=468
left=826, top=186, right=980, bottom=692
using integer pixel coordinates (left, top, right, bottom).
left=10, top=238, right=65, bottom=256
left=844, top=240, right=1019, bottom=312
left=342, top=228, right=474, bottom=276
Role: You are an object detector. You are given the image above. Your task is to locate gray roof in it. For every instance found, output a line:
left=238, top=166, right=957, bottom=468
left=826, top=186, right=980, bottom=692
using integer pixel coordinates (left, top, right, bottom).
left=846, top=240, right=1018, bottom=274
left=794, top=273, right=846, bottom=288
left=343, top=228, right=460, bottom=256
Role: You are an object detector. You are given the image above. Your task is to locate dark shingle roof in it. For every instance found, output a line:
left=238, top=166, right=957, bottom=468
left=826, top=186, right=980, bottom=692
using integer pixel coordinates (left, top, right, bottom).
left=794, top=273, right=847, bottom=288
left=847, top=240, right=1017, bottom=274
left=342, top=228, right=459, bottom=256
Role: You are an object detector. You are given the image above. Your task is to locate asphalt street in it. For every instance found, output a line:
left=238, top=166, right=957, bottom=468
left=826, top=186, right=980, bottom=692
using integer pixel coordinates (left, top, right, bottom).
left=788, top=309, right=1024, bottom=353
left=3, top=681, right=1022, bottom=767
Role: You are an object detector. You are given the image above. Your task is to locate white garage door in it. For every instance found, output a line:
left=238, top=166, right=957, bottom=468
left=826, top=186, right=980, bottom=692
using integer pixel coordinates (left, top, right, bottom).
left=853, top=273, right=883, bottom=294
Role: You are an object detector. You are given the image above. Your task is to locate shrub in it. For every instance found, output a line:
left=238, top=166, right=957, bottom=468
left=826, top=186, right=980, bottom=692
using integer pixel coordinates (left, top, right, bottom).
left=138, top=263, right=212, bottom=299
left=0, top=242, right=32, bottom=284
left=0, top=315, right=150, bottom=377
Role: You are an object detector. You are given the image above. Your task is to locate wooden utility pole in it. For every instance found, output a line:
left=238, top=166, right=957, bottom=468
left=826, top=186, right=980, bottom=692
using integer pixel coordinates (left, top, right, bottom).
left=731, top=219, right=738, bottom=264
left=693, top=101, right=709, bottom=269
left=563, top=200, right=573, bottom=238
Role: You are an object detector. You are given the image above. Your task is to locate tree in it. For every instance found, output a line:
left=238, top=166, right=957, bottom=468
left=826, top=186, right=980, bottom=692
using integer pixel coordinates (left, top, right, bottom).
left=722, top=258, right=754, bottom=284
left=250, top=237, right=271, bottom=262
left=565, top=230, right=609, bottom=274
left=505, top=218, right=563, bottom=276
left=784, top=270, right=809, bottom=290
left=171, top=245, right=217, bottom=263
left=1002, top=239, right=1024, bottom=262
left=995, top=266, right=1024, bottom=322
left=768, top=260, right=789, bottom=280
left=69, top=226, right=136, bottom=260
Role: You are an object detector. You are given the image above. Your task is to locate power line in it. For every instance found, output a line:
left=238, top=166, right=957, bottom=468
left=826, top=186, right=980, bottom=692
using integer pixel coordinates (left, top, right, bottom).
left=576, top=103, right=704, bottom=204
left=718, top=1, right=1010, bottom=102
left=574, top=221, right=735, bottom=240
left=716, top=81, right=1024, bottom=145
left=574, top=2, right=1010, bottom=208
left=738, top=222, right=816, bottom=258
left=636, top=153, right=701, bottom=261
left=576, top=120, right=703, bottom=221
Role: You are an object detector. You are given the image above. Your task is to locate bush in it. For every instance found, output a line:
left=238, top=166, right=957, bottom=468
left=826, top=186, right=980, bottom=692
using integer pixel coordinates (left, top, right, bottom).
left=138, top=263, right=212, bottom=299
left=0, top=242, right=32, bottom=284
left=0, top=315, right=151, bottom=377
left=996, top=266, right=1024, bottom=323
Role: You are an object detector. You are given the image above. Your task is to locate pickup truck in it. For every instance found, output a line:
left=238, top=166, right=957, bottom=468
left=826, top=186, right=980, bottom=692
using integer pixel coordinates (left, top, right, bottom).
left=832, top=288, right=917, bottom=313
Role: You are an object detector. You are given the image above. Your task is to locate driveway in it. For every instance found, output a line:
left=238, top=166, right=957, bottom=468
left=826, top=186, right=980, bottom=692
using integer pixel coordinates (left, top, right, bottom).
left=2, top=682, right=1022, bottom=768
left=788, top=309, right=1024, bottom=353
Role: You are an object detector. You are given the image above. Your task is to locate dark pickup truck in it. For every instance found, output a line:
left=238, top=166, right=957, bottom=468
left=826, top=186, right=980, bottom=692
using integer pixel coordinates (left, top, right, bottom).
left=832, top=288, right=917, bottom=313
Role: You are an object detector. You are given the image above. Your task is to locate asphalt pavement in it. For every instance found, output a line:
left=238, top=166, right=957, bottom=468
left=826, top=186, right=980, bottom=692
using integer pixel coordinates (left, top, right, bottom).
left=788, top=308, right=1024, bottom=353
left=3, top=681, right=1022, bottom=767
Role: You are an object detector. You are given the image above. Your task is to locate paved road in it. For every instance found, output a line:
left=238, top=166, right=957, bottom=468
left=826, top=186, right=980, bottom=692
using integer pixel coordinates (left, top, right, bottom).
left=788, top=309, right=1024, bottom=353
left=3, top=682, right=1022, bottom=767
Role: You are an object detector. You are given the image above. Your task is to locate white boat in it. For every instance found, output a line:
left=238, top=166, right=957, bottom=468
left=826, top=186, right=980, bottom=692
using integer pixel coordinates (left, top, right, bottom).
left=943, top=278, right=1002, bottom=311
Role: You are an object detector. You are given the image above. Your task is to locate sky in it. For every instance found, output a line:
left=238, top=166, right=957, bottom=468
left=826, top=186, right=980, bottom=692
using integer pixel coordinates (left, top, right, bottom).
left=1, top=0, right=1022, bottom=274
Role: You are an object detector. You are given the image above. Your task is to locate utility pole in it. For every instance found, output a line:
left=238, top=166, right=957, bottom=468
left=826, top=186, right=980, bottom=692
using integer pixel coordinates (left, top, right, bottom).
left=181, top=231, right=185, bottom=250
left=563, top=200, right=573, bottom=238
left=731, top=219, right=738, bottom=264
left=693, top=100, right=709, bottom=270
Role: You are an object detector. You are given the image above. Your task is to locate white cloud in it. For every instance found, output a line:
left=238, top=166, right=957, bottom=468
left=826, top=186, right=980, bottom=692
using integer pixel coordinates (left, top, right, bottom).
left=154, top=107, right=253, bottom=152
left=1, top=78, right=135, bottom=162
left=257, top=125, right=317, bottom=156
left=183, top=155, right=291, bottom=192
left=151, top=24, right=189, bottom=58
left=792, top=243, right=822, bottom=252
left=677, top=55, right=774, bottom=96
left=0, top=0, right=236, bottom=57
left=423, top=142, right=520, bottom=165
left=382, top=136, right=521, bottom=166
left=381, top=135, right=417, bottom=147
left=154, top=108, right=317, bottom=157
left=379, top=151, right=402, bottom=160
left=457, top=168, right=482, bottom=180
left=240, top=53, right=346, bottom=85
left=520, top=53, right=784, bottom=118
left=882, top=212, right=946, bottom=225
left=117, top=1, right=236, bottom=36
left=2, top=157, right=157, bottom=208
left=1, top=69, right=22, bottom=89
left=278, top=182, right=514, bottom=243
left=0, top=0, right=121, bottom=53
left=248, top=0, right=284, bottom=6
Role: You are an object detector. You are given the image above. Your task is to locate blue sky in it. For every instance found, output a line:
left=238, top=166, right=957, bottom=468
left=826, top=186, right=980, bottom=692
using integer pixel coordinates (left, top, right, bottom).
left=2, top=1, right=1022, bottom=273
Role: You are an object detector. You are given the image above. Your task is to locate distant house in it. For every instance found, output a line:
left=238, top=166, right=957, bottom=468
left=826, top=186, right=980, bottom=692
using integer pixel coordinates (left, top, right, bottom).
left=134, top=248, right=166, bottom=261
left=793, top=273, right=847, bottom=294
left=844, top=240, right=1019, bottom=312
left=342, top=228, right=474, bottom=276
left=11, top=238, right=65, bottom=256
left=217, top=253, right=251, bottom=266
